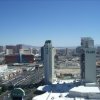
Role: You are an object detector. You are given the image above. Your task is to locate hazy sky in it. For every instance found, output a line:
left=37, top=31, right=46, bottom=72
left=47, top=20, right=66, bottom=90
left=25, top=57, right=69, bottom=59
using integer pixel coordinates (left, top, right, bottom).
left=0, top=0, right=100, bottom=46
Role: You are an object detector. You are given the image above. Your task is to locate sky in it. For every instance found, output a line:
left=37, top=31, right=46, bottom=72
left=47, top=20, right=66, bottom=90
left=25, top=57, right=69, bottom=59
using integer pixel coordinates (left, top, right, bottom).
left=0, top=0, right=100, bottom=47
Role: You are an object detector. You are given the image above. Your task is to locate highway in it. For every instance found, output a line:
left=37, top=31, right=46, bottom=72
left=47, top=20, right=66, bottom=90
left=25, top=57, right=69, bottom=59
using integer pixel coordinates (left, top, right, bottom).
left=0, top=67, right=44, bottom=100
left=1, top=67, right=44, bottom=87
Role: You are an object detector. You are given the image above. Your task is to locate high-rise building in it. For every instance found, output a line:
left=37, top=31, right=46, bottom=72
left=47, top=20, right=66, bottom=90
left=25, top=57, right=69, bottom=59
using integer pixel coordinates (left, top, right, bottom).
left=41, top=46, right=44, bottom=61
left=81, top=37, right=94, bottom=48
left=96, top=46, right=100, bottom=54
left=76, top=46, right=81, bottom=56
left=19, top=49, right=32, bottom=55
left=43, top=40, right=55, bottom=84
left=6, top=49, right=14, bottom=55
left=16, top=44, right=32, bottom=54
left=66, top=48, right=69, bottom=56
left=6, top=45, right=16, bottom=54
left=0, top=46, right=3, bottom=53
left=80, top=37, right=96, bottom=82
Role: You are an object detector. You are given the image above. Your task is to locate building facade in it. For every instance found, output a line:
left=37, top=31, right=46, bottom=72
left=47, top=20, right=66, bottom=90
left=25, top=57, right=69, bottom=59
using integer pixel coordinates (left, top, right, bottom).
left=0, top=46, right=3, bottom=53
left=80, top=37, right=96, bottom=82
left=41, top=46, right=44, bottom=61
left=6, top=45, right=16, bottom=54
left=43, top=40, right=55, bottom=84
left=5, top=54, right=34, bottom=64
left=81, top=37, right=94, bottom=48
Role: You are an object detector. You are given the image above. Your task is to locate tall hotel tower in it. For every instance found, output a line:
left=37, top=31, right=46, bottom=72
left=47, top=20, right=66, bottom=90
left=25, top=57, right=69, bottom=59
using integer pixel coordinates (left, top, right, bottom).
left=43, top=40, right=55, bottom=84
left=80, top=37, right=96, bottom=83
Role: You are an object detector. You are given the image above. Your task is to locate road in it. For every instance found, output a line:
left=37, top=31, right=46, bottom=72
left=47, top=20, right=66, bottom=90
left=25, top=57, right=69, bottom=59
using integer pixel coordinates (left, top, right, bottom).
left=14, top=67, right=44, bottom=86
left=1, top=67, right=44, bottom=87
left=0, top=67, right=44, bottom=100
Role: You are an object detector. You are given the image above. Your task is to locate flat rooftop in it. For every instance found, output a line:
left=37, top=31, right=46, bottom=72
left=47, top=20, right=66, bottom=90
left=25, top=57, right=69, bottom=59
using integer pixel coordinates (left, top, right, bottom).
left=32, top=80, right=100, bottom=100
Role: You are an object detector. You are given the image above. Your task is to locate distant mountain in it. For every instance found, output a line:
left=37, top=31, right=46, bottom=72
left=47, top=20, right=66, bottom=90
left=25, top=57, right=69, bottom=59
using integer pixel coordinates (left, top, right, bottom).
left=55, top=46, right=79, bottom=49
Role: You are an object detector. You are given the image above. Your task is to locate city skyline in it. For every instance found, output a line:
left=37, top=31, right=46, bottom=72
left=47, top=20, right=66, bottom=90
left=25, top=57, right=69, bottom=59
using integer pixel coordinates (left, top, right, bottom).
left=0, top=0, right=100, bottom=46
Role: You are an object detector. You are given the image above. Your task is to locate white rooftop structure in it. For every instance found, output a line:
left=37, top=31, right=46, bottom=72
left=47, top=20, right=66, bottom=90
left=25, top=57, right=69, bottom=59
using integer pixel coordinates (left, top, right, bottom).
left=0, top=64, right=8, bottom=71
left=32, top=79, right=100, bottom=100
left=33, top=90, right=100, bottom=100
left=69, top=86, right=100, bottom=93
left=32, top=92, right=68, bottom=100
left=69, top=86, right=100, bottom=99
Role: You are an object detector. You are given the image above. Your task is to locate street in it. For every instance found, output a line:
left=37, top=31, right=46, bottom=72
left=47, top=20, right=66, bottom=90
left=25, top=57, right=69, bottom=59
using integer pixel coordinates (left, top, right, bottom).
left=0, top=67, right=44, bottom=100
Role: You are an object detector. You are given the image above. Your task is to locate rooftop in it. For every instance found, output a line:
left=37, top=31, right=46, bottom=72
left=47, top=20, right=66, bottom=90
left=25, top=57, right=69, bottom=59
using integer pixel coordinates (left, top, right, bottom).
left=45, top=40, right=52, bottom=44
left=32, top=79, right=100, bottom=100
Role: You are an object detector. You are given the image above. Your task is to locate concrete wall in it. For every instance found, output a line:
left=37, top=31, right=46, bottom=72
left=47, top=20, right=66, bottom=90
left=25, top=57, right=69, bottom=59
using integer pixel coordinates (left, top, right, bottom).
left=85, top=48, right=96, bottom=82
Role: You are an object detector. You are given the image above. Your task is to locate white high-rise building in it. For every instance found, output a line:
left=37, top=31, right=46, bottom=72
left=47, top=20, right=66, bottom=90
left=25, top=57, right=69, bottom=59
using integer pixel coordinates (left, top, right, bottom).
left=43, top=40, right=55, bottom=84
left=80, top=37, right=96, bottom=83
